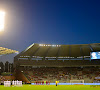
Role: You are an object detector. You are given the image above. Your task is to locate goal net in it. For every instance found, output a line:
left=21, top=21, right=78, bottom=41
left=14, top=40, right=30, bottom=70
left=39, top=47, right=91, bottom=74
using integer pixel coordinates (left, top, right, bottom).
left=70, top=80, right=84, bottom=84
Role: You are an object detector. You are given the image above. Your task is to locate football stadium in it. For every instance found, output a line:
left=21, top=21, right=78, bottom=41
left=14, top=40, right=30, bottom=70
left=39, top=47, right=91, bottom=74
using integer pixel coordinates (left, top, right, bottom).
left=0, top=0, right=100, bottom=90
left=1, top=43, right=100, bottom=90
left=14, top=43, right=100, bottom=84
left=0, top=43, right=100, bottom=90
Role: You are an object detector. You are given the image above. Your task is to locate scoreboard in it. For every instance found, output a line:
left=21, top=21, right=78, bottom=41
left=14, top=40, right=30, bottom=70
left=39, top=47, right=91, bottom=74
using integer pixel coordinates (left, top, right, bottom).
left=90, top=52, right=100, bottom=60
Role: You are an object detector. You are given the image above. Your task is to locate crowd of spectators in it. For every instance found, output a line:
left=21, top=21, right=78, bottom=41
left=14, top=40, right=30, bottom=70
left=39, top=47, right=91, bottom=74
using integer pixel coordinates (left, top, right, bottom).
left=0, top=76, right=6, bottom=84
left=0, top=76, right=6, bottom=81
left=23, top=67, right=100, bottom=83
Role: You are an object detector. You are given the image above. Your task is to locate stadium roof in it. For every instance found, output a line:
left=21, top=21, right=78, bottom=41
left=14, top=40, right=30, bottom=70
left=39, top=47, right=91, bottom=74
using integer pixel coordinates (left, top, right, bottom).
left=0, top=47, right=19, bottom=56
left=15, top=43, right=100, bottom=59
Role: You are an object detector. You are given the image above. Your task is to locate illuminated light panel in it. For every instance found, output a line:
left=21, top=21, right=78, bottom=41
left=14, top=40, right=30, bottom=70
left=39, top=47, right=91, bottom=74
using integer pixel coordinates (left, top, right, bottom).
left=48, top=45, right=51, bottom=46
left=39, top=44, right=43, bottom=46
left=57, top=45, right=59, bottom=47
left=52, top=45, right=56, bottom=47
left=0, top=11, right=5, bottom=31
left=39, top=44, right=61, bottom=47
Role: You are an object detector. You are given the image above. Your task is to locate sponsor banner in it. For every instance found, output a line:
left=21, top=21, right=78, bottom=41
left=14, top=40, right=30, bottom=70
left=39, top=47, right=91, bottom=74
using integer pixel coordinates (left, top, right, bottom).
left=31, top=83, right=100, bottom=85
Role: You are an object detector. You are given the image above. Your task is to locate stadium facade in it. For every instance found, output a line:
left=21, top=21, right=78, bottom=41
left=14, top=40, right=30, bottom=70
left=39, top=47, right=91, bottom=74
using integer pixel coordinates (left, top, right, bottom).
left=14, top=43, right=100, bottom=68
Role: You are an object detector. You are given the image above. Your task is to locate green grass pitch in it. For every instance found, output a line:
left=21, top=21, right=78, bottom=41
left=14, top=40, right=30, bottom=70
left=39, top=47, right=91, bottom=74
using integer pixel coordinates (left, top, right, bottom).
left=0, top=85, right=100, bottom=90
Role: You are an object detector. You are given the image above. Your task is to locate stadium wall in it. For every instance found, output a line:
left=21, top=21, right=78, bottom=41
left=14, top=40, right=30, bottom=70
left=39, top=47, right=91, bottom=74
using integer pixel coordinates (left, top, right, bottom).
left=14, top=59, right=100, bottom=68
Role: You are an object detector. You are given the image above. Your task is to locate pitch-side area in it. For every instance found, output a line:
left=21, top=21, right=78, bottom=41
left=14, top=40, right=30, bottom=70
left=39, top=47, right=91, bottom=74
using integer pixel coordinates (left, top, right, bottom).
left=0, top=85, right=100, bottom=90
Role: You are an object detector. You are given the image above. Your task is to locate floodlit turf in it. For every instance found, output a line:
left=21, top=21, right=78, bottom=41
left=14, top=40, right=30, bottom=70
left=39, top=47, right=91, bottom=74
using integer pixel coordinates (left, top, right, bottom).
left=0, top=85, right=100, bottom=90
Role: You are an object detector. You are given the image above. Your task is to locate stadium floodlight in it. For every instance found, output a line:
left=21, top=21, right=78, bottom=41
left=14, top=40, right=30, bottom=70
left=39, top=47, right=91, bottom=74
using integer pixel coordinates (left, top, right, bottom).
left=57, top=45, right=59, bottom=47
left=39, top=44, right=44, bottom=46
left=52, top=45, right=56, bottom=47
left=48, top=45, right=51, bottom=46
left=59, top=45, right=61, bottom=47
left=0, top=11, right=5, bottom=31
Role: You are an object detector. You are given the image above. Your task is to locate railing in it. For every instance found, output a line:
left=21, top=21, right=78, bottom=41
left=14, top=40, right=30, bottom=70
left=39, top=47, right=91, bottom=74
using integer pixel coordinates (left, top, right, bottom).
left=22, top=72, right=31, bottom=83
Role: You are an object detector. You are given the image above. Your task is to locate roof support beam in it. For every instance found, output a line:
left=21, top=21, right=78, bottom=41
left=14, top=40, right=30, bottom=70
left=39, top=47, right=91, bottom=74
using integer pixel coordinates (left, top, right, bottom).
left=80, top=45, right=84, bottom=60
left=29, top=47, right=41, bottom=60
left=89, top=44, right=93, bottom=51
left=43, top=47, right=51, bottom=60
left=69, top=45, right=71, bottom=57
left=56, top=47, right=61, bottom=60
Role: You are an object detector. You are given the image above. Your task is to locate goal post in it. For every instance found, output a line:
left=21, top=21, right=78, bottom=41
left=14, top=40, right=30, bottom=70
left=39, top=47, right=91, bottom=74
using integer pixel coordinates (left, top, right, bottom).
left=70, top=80, right=84, bottom=85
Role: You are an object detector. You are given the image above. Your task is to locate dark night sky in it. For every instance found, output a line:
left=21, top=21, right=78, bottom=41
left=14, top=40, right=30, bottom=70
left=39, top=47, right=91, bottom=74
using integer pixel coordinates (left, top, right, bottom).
left=0, top=0, right=100, bottom=63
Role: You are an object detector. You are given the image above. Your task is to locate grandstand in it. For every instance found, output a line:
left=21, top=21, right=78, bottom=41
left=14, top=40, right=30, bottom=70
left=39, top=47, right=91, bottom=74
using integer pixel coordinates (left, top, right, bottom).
left=14, top=43, right=100, bottom=67
left=14, top=43, right=100, bottom=83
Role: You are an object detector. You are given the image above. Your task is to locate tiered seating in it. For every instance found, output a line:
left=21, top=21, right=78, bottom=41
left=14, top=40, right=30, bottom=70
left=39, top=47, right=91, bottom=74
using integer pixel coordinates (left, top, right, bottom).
left=23, top=67, right=100, bottom=83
